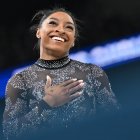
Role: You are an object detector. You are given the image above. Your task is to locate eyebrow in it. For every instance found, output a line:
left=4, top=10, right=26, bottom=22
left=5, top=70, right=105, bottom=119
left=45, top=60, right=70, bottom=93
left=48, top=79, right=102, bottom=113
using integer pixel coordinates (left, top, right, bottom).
left=49, top=17, right=74, bottom=26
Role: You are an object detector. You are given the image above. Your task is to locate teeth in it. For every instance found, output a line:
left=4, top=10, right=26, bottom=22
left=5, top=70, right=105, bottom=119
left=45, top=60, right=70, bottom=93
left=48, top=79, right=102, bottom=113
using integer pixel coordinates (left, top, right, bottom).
left=52, top=36, right=65, bottom=42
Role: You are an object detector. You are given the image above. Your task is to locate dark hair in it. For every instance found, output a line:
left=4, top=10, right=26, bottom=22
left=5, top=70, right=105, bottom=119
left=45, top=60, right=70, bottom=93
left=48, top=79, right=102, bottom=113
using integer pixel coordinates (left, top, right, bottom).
left=30, top=7, right=80, bottom=50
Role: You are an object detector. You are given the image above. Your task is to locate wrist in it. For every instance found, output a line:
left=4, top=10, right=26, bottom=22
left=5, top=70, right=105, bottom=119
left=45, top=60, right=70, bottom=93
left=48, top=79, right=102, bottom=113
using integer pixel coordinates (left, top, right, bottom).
left=43, top=96, right=55, bottom=108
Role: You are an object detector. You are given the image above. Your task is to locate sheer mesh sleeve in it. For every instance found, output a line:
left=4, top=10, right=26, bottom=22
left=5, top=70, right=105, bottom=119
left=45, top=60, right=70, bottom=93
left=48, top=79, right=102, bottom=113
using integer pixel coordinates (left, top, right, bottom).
left=89, top=64, right=120, bottom=114
left=2, top=74, right=52, bottom=139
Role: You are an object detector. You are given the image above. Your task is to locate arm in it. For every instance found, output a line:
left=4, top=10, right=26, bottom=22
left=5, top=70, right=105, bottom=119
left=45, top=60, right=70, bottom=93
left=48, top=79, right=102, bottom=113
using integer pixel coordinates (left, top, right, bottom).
left=2, top=74, right=52, bottom=139
left=3, top=74, right=84, bottom=139
left=90, top=64, right=120, bottom=114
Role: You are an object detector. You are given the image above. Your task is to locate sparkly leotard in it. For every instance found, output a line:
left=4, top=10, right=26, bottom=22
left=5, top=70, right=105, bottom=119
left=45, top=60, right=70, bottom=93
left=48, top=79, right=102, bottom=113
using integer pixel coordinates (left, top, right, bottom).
left=3, top=56, right=119, bottom=139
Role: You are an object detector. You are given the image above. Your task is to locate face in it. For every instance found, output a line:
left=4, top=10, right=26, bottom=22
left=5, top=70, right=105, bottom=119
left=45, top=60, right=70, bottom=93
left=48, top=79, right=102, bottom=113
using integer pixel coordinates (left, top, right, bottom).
left=36, top=11, right=76, bottom=58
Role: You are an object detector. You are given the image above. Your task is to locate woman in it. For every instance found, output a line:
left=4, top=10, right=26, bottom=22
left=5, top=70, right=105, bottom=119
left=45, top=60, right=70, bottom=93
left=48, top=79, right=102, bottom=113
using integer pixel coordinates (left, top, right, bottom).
left=3, top=7, right=119, bottom=140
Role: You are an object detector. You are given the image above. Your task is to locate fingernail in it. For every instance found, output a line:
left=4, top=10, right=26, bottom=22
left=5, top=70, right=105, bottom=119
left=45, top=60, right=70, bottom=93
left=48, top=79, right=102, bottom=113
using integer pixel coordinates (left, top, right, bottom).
left=80, top=83, right=84, bottom=86
left=46, top=75, right=49, bottom=80
left=73, top=78, right=77, bottom=81
left=78, top=80, right=83, bottom=83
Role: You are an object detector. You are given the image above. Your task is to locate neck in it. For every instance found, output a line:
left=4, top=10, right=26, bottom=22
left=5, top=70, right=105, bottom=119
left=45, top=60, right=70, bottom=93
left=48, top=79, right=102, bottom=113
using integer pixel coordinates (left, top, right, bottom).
left=40, top=48, right=69, bottom=60
left=35, top=56, right=71, bottom=69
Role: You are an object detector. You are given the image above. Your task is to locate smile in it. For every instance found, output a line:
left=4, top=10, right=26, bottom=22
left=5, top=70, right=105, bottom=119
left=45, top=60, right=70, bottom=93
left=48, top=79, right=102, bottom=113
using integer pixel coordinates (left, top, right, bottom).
left=51, top=36, right=65, bottom=42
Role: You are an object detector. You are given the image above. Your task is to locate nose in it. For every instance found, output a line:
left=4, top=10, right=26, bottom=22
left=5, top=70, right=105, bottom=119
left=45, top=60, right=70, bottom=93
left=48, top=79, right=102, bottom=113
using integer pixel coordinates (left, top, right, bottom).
left=55, top=25, right=65, bottom=33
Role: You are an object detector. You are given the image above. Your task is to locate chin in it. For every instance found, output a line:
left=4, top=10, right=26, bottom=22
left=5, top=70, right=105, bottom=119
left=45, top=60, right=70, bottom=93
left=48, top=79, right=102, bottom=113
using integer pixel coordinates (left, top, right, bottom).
left=43, top=44, right=70, bottom=56
left=51, top=47, right=69, bottom=53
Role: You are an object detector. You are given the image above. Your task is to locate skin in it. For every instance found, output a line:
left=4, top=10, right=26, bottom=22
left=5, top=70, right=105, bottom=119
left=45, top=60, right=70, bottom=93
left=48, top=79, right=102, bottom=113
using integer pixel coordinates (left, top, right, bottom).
left=36, top=11, right=84, bottom=107
left=44, top=76, right=84, bottom=107
left=36, top=11, right=76, bottom=60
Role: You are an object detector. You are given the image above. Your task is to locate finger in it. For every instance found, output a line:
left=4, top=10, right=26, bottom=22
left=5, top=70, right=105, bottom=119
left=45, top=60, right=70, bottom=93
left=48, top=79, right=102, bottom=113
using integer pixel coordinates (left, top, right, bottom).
left=61, top=78, right=77, bottom=87
left=69, top=92, right=82, bottom=101
left=46, top=75, right=52, bottom=88
left=68, top=82, right=84, bottom=95
left=65, top=80, right=84, bottom=90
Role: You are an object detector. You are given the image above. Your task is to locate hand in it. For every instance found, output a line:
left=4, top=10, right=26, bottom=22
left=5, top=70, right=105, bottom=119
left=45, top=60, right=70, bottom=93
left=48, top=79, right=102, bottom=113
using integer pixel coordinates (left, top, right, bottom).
left=43, top=75, right=84, bottom=107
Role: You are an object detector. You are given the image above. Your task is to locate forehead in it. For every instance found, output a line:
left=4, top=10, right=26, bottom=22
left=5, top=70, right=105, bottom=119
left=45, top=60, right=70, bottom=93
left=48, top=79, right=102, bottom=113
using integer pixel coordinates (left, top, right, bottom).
left=46, top=11, right=74, bottom=24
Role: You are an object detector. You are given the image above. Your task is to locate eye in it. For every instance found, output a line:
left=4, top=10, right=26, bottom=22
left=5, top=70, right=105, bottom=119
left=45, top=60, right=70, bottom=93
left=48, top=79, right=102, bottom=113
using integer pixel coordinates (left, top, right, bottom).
left=48, top=21, right=57, bottom=25
left=66, top=25, right=74, bottom=31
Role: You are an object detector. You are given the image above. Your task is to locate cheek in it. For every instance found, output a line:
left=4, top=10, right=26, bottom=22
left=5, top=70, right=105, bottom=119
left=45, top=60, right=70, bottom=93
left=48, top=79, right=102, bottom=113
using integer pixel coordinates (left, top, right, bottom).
left=40, top=26, right=51, bottom=35
left=69, top=32, right=75, bottom=42
left=40, top=30, right=50, bottom=41
left=41, top=29, right=48, bottom=35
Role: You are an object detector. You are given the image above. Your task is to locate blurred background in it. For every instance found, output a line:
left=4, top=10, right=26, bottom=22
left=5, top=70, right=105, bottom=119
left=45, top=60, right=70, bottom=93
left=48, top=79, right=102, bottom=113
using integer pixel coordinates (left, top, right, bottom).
left=0, top=0, right=140, bottom=139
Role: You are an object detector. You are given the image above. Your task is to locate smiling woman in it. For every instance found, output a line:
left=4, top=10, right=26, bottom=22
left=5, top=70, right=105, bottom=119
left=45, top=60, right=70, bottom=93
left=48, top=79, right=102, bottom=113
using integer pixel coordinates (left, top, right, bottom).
left=36, top=11, right=76, bottom=59
left=2, top=7, right=120, bottom=140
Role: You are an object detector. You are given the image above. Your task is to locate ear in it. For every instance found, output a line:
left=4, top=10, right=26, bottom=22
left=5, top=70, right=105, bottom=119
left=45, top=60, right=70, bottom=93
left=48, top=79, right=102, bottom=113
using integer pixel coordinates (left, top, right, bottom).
left=36, top=28, right=41, bottom=39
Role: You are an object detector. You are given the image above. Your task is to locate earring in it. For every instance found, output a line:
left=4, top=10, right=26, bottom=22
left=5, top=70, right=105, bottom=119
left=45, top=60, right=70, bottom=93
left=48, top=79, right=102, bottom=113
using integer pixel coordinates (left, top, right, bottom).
left=72, top=43, right=75, bottom=47
left=37, top=35, right=40, bottom=39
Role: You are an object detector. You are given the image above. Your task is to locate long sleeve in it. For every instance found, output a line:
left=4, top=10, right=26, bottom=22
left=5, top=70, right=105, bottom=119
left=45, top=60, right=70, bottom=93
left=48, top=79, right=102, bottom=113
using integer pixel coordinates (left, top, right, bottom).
left=2, top=73, right=52, bottom=140
left=89, top=64, right=120, bottom=114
